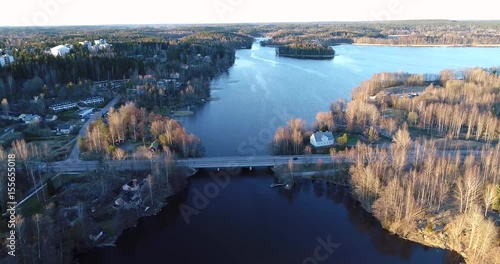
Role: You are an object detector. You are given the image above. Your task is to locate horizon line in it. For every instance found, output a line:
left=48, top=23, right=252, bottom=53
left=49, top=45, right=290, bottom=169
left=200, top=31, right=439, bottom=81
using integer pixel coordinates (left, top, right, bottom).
left=2, top=19, right=500, bottom=28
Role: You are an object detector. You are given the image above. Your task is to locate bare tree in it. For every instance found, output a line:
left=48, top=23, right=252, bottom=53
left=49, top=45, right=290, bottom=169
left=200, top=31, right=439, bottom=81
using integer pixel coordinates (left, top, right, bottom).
left=483, top=183, right=497, bottom=216
left=1, top=98, right=9, bottom=116
left=32, top=214, right=43, bottom=261
left=113, top=148, right=127, bottom=161
left=146, top=174, right=154, bottom=206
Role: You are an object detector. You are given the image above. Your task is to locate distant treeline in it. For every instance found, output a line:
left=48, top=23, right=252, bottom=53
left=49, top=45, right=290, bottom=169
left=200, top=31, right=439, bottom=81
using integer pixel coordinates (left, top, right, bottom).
left=257, top=20, right=500, bottom=46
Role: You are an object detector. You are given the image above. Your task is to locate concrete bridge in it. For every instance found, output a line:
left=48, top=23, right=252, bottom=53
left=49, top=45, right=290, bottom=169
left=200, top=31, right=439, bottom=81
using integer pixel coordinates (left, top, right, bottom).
left=44, top=154, right=336, bottom=172
left=41, top=149, right=480, bottom=173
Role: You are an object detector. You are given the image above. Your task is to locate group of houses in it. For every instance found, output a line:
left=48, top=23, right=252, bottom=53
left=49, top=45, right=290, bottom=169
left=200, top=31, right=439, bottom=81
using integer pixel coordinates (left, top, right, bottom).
left=15, top=113, right=74, bottom=134
left=17, top=114, right=58, bottom=124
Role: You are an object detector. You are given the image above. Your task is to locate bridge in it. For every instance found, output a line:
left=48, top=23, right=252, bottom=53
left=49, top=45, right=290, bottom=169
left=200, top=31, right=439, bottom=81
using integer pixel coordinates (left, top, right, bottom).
left=44, top=154, right=336, bottom=172
left=42, top=149, right=480, bottom=173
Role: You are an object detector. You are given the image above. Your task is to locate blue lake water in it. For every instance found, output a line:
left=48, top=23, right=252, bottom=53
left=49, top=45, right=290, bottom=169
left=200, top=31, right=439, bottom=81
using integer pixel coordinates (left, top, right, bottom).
left=178, top=42, right=500, bottom=156
left=81, top=42, right=499, bottom=263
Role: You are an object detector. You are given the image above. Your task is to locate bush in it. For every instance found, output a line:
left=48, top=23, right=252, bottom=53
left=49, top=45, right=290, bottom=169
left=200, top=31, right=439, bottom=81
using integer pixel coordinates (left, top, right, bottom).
left=336, top=133, right=348, bottom=146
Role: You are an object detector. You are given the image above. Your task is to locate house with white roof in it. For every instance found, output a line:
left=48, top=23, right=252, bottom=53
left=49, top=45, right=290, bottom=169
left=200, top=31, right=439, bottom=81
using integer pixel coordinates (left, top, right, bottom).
left=310, top=131, right=335, bottom=148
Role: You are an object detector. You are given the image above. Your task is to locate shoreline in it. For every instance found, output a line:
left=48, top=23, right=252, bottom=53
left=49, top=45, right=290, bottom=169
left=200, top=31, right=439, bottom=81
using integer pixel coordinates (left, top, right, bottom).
left=277, top=54, right=335, bottom=59
left=91, top=167, right=466, bottom=262
left=300, top=176, right=468, bottom=262
left=351, top=43, right=500, bottom=47
left=93, top=167, right=198, bottom=248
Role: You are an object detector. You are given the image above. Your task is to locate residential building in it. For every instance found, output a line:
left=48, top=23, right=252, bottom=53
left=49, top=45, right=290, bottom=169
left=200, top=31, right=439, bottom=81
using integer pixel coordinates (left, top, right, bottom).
left=310, top=131, right=335, bottom=148
left=50, top=44, right=73, bottom=57
left=81, top=96, right=104, bottom=105
left=0, top=54, right=14, bottom=67
left=45, top=115, right=58, bottom=122
left=78, top=108, right=93, bottom=117
left=22, top=114, right=42, bottom=124
left=49, top=102, right=77, bottom=111
left=150, top=140, right=160, bottom=152
left=122, top=179, right=143, bottom=192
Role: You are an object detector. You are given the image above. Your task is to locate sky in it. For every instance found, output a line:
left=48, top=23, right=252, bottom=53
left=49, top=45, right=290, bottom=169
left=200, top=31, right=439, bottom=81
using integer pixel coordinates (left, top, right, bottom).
left=2, top=0, right=499, bottom=26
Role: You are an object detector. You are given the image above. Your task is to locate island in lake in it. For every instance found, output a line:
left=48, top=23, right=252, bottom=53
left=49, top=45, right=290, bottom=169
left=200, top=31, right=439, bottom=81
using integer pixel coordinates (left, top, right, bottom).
left=275, top=42, right=336, bottom=59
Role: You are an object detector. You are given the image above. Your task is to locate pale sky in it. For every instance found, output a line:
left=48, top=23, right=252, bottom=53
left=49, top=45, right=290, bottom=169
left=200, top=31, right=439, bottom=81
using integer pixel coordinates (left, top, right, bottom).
left=2, top=0, right=499, bottom=26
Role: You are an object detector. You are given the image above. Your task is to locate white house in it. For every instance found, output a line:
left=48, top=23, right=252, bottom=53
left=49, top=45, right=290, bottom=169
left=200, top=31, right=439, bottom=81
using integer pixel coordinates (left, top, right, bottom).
left=0, top=54, right=14, bottom=67
left=310, top=131, right=335, bottom=148
left=50, top=44, right=73, bottom=57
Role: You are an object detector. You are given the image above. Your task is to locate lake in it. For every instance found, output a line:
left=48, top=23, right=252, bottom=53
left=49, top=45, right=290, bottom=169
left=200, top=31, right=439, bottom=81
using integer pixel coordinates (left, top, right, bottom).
left=81, top=42, right=499, bottom=263
left=81, top=170, right=462, bottom=264
left=178, top=41, right=500, bottom=157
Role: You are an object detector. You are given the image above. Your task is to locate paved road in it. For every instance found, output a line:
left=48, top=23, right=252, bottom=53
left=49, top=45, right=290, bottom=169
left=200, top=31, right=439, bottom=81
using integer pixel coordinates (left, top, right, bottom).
left=67, top=96, right=121, bottom=160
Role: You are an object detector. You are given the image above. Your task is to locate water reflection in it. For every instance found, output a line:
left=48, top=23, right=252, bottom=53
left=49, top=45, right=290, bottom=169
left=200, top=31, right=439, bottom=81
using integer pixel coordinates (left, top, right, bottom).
left=81, top=172, right=463, bottom=264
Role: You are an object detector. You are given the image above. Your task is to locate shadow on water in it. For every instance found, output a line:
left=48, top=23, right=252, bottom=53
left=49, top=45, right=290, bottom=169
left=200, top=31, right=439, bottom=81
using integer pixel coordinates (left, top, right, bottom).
left=79, top=170, right=464, bottom=264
